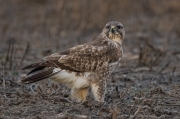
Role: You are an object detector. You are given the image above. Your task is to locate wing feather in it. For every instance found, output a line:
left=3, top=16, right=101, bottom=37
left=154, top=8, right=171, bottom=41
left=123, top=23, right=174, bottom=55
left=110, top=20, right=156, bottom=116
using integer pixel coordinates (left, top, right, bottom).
left=22, top=36, right=122, bottom=74
left=43, top=38, right=122, bottom=73
left=22, top=61, right=56, bottom=70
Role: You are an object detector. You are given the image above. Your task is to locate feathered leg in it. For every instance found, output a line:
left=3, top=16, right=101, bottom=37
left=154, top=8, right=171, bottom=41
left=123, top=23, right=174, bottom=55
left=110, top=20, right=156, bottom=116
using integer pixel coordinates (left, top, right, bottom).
left=71, top=87, right=89, bottom=102
left=91, top=78, right=107, bottom=102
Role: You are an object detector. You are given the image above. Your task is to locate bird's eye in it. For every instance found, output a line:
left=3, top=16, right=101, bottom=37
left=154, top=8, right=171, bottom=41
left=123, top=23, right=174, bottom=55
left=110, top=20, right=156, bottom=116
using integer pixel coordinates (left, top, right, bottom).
left=106, top=25, right=110, bottom=29
left=117, top=25, right=123, bottom=29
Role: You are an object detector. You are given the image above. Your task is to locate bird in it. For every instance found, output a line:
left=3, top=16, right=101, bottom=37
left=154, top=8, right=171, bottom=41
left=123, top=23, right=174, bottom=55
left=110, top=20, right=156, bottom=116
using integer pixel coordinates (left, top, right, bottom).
left=20, top=21, right=125, bottom=102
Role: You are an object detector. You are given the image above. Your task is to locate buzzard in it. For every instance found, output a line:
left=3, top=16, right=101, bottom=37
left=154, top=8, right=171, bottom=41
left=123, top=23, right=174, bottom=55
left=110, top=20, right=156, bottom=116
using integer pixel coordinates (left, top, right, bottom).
left=20, top=21, right=125, bottom=102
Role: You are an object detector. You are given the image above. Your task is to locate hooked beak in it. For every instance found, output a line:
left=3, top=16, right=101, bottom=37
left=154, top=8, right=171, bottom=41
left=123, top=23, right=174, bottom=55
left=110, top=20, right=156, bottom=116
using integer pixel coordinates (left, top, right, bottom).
left=110, top=26, right=115, bottom=33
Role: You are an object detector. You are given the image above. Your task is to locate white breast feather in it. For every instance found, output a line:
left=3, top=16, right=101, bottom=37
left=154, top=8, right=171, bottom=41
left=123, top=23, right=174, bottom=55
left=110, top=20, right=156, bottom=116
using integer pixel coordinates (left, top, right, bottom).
left=50, top=69, right=90, bottom=89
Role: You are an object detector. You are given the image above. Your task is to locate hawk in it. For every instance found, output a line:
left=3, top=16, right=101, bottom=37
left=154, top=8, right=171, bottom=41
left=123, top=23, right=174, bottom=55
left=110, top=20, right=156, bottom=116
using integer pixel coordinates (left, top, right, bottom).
left=20, top=21, right=125, bottom=102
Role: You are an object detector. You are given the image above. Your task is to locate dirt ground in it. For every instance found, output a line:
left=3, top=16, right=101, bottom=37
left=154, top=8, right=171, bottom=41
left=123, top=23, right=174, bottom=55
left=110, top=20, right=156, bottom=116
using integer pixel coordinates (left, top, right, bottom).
left=0, top=0, right=180, bottom=119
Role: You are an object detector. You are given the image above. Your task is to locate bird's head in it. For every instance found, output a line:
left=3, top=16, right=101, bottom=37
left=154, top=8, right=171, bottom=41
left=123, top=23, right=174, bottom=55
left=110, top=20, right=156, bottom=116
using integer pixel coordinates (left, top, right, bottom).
left=102, top=21, right=125, bottom=44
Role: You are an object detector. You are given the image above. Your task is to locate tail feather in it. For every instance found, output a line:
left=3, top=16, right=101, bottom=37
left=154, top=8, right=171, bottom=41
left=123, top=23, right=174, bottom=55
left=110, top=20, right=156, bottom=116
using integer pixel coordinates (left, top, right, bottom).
left=20, top=67, right=60, bottom=84
left=22, top=61, right=56, bottom=70
left=28, top=67, right=45, bottom=75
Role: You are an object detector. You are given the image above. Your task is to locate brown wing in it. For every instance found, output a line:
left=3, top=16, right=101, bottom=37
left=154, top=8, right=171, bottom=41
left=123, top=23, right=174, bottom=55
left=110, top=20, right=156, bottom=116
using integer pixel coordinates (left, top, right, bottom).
left=22, top=60, right=80, bottom=73
left=22, top=35, right=122, bottom=73
left=21, top=36, right=122, bottom=84
left=44, top=39, right=122, bottom=73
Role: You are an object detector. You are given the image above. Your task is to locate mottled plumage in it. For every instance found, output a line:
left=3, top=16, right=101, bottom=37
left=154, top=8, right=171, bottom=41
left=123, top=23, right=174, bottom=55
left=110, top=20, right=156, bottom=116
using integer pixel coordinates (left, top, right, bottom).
left=20, top=21, right=125, bottom=102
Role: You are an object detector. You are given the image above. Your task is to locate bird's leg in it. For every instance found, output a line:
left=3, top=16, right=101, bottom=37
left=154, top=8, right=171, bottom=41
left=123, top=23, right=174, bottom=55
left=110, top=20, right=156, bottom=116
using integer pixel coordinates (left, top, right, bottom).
left=91, top=79, right=106, bottom=102
left=70, top=87, right=89, bottom=102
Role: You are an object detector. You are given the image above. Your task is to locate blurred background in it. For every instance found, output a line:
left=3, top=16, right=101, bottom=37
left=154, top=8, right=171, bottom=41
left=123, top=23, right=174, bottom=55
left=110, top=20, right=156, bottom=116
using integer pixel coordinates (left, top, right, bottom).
left=0, top=0, right=180, bottom=69
left=1, top=0, right=180, bottom=118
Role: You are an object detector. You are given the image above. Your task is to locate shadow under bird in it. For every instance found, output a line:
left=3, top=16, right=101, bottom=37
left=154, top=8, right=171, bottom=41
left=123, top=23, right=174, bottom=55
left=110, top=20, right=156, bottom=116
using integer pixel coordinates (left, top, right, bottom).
left=20, top=21, right=125, bottom=102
